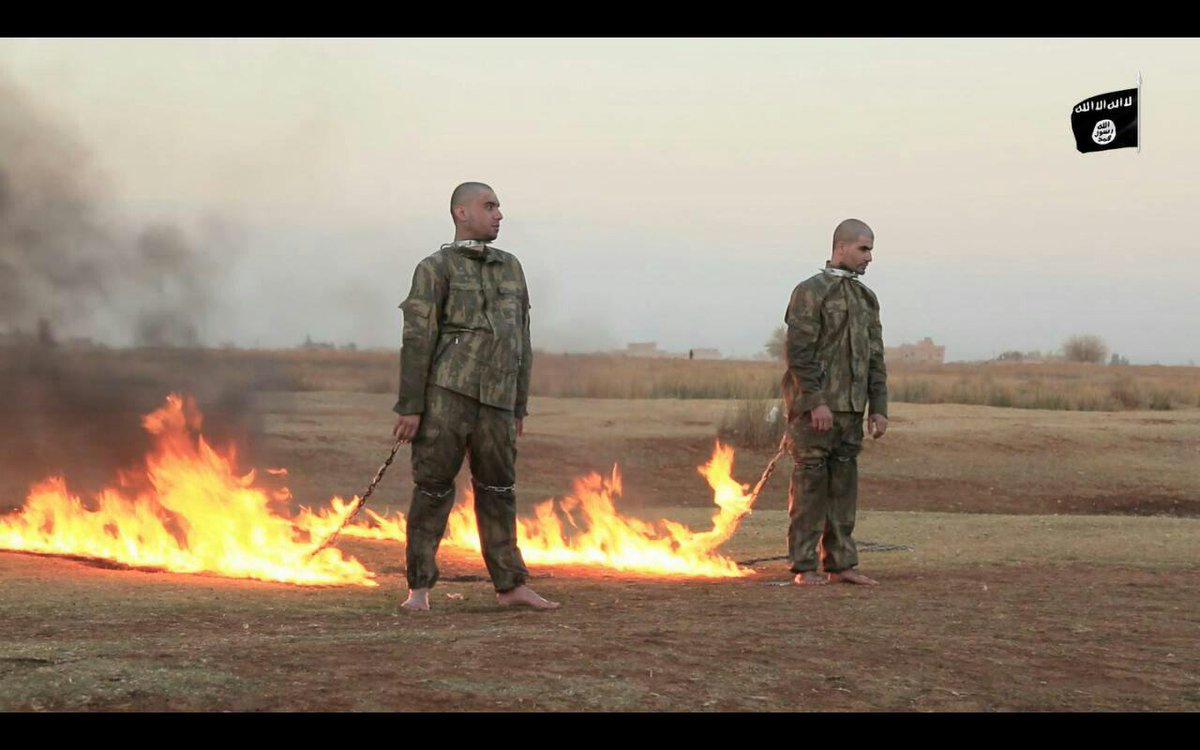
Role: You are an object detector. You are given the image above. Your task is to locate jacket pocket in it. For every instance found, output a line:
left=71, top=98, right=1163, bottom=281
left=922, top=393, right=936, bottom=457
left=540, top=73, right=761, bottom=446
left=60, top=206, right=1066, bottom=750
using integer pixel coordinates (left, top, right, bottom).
left=495, top=281, right=524, bottom=323
left=445, top=280, right=485, bottom=328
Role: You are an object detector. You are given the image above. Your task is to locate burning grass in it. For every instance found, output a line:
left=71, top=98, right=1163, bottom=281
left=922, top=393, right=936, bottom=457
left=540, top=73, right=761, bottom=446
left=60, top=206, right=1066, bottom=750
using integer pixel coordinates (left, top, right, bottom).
left=0, top=394, right=376, bottom=586
left=334, top=444, right=759, bottom=578
left=1, top=394, right=770, bottom=585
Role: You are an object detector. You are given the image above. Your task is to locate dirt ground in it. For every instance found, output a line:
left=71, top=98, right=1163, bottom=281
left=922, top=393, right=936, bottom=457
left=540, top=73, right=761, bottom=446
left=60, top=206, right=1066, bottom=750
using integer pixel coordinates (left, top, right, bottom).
left=2, top=393, right=1198, bottom=711
left=233, top=393, right=1200, bottom=522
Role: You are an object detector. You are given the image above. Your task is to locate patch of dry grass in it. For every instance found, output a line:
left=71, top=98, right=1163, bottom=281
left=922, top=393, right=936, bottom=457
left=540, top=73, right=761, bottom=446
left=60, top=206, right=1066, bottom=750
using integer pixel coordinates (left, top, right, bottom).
left=530, top=354, right=780, bottom=399
left=14, top=347, right=1198, bottom=412
left=716, top=398, right=787, bottom=450
left=532, top=356, right=1200, bottom=411
left=877, top=362, right=1198, bottom=411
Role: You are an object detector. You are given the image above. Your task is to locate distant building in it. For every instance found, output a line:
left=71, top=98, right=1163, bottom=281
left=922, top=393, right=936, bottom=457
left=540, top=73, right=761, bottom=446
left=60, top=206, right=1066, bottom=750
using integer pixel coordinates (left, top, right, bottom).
left=625, top=342, right=661, bottom=358
left=885, top=337, right=945, bottom=364
left=300, top=334, right=337, bottom=350
left=620, top=342, right=703, bottom=359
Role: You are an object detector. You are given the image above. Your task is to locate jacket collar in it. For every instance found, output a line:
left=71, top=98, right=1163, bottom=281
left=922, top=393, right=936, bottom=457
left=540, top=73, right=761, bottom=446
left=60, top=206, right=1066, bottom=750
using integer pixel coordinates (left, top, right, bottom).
left=443, top=239, right=502, bottom=263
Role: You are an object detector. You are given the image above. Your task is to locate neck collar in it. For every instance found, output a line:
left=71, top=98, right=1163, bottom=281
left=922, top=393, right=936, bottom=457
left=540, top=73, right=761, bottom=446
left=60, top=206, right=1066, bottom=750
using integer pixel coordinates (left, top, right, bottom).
left=442, top=239, right=502, bottom=263
left=822, top=264, right=860, bottom=280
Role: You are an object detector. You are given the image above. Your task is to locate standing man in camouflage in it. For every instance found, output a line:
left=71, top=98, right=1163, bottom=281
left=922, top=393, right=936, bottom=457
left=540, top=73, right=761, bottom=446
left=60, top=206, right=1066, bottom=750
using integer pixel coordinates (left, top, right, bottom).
left=392, top=182, right=559, bottom=611
left=781, top=219, right=888, bottom=587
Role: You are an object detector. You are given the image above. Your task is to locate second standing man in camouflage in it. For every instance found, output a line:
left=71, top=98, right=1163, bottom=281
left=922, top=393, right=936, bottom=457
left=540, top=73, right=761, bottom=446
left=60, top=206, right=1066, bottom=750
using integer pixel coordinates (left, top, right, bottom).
left=781, top=219, right=888, bottom=587
left=392, top=182, right=559, bottom=611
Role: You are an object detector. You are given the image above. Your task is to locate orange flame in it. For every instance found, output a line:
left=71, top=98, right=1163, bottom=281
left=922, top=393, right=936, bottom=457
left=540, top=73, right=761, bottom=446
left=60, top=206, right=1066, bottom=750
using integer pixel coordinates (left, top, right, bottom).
left=2, top=395, right=765, bottom=584
left=337, top=442, right=756, bottom=578
left=0, top=395, right=376, bottom=587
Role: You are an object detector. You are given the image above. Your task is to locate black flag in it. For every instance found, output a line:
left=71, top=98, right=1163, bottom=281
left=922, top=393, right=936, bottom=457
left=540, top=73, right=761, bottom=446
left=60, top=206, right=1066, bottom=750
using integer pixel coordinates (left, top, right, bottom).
left=1071, top=87, right=1138, bottom=153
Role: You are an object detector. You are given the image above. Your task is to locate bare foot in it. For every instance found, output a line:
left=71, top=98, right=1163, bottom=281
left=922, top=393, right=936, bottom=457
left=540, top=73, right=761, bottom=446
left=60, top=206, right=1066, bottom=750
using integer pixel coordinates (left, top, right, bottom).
left=496, top=584, right=560, bottom=610
left=830, top=569, right=879, bottom=586
left=793, top=571, right=829, bottom=586
left=401, top=588, right=431, bottom=611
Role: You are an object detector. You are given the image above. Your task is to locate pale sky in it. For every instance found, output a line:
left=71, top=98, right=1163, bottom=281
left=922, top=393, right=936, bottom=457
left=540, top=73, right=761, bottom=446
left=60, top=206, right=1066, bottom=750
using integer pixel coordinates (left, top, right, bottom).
left=2, top=38, right=1197, bottom=363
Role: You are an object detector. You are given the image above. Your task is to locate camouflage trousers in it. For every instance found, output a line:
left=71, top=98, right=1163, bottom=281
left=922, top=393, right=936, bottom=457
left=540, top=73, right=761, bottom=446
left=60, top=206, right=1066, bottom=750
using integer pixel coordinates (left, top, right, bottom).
left=406, top=385, right=529, bottom=593
left=786, top=410, right=864, bottom=574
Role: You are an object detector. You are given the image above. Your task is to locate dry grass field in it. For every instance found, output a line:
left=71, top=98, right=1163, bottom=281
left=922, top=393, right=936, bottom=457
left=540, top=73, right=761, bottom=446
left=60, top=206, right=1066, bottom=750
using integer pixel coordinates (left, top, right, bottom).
left=12, top=346, right=1200, bottom=409
left=2, top=364, right=1198, bottom=711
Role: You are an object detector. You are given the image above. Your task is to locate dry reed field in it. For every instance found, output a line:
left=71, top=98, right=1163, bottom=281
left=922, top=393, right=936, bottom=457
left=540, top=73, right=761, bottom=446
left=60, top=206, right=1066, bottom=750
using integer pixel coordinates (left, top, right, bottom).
left=14, top=346, right=1200, bottom=411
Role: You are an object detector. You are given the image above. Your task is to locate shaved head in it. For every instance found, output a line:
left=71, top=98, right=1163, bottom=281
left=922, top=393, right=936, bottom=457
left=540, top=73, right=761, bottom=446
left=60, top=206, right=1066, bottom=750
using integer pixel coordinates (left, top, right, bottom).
left=450, top=182, right=494, bottom=212
left=832, top=219, right=873, bottom=250
left=449, top=182, right=503, bottom=242
left=830, top=218, right=875, bottom=274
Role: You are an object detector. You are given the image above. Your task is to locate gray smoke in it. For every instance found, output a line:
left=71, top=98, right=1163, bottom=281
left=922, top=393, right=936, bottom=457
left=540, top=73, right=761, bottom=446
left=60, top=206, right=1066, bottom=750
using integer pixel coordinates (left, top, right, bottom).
left=0, top=73, right=230, bottom=346
left=0, top=72, right=263, bottom=508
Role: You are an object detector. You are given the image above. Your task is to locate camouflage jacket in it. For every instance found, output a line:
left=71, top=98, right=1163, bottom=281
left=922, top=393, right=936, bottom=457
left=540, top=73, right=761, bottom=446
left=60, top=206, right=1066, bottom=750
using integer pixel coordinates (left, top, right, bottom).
left=394, top=242, right=533, bottom=418
left=782, top=263, right=887, bottom=418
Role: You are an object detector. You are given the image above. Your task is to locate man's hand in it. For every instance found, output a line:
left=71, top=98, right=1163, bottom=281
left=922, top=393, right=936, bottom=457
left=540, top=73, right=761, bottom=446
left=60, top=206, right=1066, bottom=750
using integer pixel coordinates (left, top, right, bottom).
left=393, top=414, right=421, bottom=443
left=868, top=413, right=888, bottom=439
left=809, top=404, right=833, bottom=433
left=516, top=418, right=524, bottom=438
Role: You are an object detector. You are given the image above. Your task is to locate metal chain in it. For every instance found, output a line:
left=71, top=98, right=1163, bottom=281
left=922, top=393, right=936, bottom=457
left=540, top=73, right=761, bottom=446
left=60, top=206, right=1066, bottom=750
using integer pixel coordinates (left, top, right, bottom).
left=748, top=431, right=791, bottom=503
left=308, top=439, right=403, bottom=557
left=737, top=543, right=914, bottom=567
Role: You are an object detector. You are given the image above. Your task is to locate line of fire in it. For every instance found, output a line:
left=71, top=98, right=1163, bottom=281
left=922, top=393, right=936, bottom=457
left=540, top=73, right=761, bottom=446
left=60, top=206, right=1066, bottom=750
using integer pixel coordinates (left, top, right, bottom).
left=0, top=393, right=766, bottom=587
